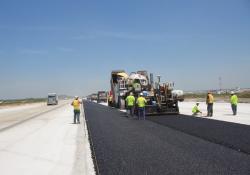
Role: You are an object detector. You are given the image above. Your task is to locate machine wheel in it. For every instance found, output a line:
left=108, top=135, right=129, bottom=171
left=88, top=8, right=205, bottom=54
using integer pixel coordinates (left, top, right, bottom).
left=175, top=101, right=180, bottom=114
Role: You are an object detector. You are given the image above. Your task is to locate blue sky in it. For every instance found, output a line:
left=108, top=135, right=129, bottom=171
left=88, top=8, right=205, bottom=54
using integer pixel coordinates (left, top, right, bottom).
left=0, top=0, right=250, bottom=99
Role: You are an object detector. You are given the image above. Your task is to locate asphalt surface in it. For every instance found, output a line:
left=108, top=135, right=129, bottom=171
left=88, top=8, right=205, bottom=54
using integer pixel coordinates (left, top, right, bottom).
left=147, top=114, right=250, bottom=154
left=84, top=101, right=250, bottom=175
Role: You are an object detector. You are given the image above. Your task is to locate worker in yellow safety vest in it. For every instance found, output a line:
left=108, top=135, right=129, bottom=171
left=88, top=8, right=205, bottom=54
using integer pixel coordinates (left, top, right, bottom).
left=230, top=91, right=238, bottom=115
left=71, top=96, right=82, bottom=124
left=125, top=92, right=135, bottom=117
left=206, top=92, right=214, bottom=117
left=192, top=103, right=202, bottom=116
left=136, top=93, right=147, bottom=120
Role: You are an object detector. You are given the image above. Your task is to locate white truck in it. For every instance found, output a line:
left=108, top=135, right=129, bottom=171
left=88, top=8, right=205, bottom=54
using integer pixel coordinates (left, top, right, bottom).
left=47, top=93, right=58, bottom=105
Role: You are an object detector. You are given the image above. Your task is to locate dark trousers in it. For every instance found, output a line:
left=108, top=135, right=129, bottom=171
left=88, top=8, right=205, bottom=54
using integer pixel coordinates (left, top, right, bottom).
left=74, top=110, right=80, bottom=123
left=207, top=103, right=213, bottom=116
left=231, top=104, right=237, bottom=115
left=192, top=112, right=200, bottom=116
left=138, top=107, right=145, bottom=120
left=126, top=106, right=134, bottom=117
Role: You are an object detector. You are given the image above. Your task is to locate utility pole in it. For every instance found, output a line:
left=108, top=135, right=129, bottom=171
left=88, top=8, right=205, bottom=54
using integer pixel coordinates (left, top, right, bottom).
left=219, top=76, right=222, bottom=92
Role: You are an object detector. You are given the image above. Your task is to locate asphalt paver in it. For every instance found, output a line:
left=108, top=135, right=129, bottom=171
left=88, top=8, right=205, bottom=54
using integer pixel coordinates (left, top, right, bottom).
left=84, top=101, right=250, bottom=175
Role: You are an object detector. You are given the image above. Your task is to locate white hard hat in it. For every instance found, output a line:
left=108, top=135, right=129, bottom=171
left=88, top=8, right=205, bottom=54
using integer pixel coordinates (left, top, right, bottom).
left=230, top=91, right=234, bottom=95
left=75, top=96, right=79, bottom=99
left=140, top=92, right=143, bottom=96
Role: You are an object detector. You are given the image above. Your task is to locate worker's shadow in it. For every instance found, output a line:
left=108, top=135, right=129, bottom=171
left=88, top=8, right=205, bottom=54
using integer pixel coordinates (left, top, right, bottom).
left=223, top=114, right=234, bottom=116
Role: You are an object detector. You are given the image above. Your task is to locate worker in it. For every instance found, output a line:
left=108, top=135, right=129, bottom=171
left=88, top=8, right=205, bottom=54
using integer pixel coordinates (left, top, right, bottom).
left=192, top=103, right=202, bottom=116
left=230, top=91, right=238, bottom=115
left=206, top=92, right=214, bottom=117
left=125, top=92, right=135, bottom=117
left=133, top=79, right=141, bottom=92
left=71, top=96, right=82, bottom=124
left=136, top=93, right=147, bottom=120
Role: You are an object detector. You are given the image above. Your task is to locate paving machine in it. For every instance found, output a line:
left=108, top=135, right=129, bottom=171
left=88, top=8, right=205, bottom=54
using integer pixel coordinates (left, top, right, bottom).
left=109, top=70, right=184, bottom=115
left=109, top=70, right=128, bottom=108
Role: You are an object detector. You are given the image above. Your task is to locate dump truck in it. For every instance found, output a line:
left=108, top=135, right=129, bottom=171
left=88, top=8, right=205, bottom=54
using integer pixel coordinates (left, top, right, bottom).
left=109, top=70, right=184, bottom=115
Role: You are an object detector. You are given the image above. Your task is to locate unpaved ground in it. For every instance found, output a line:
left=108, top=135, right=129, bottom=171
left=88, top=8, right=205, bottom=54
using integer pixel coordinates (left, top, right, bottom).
left=179, top=101, right=250, bottom=125
left=184, top=97, right=250, bottom=103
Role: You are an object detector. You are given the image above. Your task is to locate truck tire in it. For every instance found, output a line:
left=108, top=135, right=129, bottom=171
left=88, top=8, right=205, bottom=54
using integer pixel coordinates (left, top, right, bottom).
left=175, top=101, right=180, bottom=114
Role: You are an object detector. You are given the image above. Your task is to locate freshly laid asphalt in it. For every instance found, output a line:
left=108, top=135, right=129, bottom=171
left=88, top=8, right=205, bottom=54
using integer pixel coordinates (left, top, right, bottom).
left=84, top=101, right=250, bottom=175
left=147, top=114, right=250, bottom=154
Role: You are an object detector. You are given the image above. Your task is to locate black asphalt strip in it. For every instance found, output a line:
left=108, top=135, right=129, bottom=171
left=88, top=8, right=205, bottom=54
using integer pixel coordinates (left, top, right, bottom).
left=84, top=101, right=250, bottom=175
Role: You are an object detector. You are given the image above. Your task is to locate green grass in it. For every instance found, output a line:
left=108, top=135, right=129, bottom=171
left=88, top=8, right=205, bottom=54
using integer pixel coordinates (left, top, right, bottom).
left=0, top=98, right=46, bottom=106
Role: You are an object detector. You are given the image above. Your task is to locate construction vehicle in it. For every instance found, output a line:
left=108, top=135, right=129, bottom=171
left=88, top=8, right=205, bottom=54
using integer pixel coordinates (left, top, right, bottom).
left=90, top=93, right=98, bottom=102
left=47, top=93, right=58, bottom=105
left=97, top=91, right=108, bottom=103
left=109, top=70, right=184, bottom=115
left=109, top=70, right=128, bottom=108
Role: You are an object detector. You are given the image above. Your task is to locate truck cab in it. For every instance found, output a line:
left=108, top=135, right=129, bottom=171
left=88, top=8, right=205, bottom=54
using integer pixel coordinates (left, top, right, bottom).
left=97, top=91, right=108, bottom=103
left=47, top=93, right=58, bottom=105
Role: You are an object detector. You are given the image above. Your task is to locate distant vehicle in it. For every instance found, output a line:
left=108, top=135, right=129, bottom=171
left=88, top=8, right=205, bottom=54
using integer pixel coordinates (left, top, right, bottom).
left=97, top=91, right=108, bottom=103
left=90, top=93, right=98, bottom=101
left=47, top=93, right=58, bottom=105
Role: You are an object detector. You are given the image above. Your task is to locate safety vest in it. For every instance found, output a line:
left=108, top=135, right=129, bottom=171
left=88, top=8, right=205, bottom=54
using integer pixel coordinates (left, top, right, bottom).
left=231, top=95, right=238, bottom=105
left=126, top=95, right=135, bottom=106
left=137, top=97, right=147, bottom=108
left=72, top=100, right=80, bottom=110
left=192, top=105, right=199, bottom=113
left=207, top=94, right=214, bottom=104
